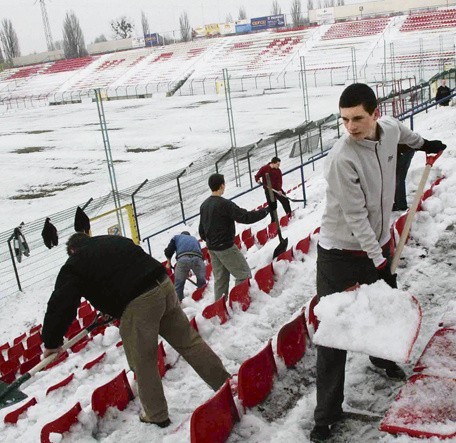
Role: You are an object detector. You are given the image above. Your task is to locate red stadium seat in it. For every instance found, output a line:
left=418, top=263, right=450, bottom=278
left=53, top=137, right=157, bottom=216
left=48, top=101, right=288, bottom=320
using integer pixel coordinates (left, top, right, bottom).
left=158, top=341, right=168, bottom=378
left=7, top=342, right=24, bottom=360
left=91, top=370, right=134, bottom=417
left=277, top=314, right=307, bottom=367
left=13, top=333, right=26, bottom=345
left=254, top=263, right=275, bottom=294
left=243, top=235, right=255, bottom=250
left=19, top=355, right=40, bottom=375
left=192, top=284, right=207, bottom=301
left=190, top=380, right=240, bottom=443
left=23, top=344, right=42, bottom=361
left=256, top=228, right=268, bottom=246
left=202, top=295, right=230, bottom=325
left=3, top=397, right=37, bottom=424
left=268, top=222, right=278, bottom=239
left=238, top=340, right=277, bottom=408
left=190, top=317, right=199, bottom=332
left=295, top=235, right=311, bottom=256
left=46, top=373, right=75, bottom=396
left=83, top=352, right=106, bottom=370
left=276, top=248, right=293, bottom=262
left=234, top=235, right=241, bottom=249
left=26, top=333, right=42, bottom=349
left=41, top=403, right=82, bottom=443
left=241, top=228, right=252, bottom=243
left=228, top=279, right=251, bottom=312
left=205, top=263, right=212, bottom=281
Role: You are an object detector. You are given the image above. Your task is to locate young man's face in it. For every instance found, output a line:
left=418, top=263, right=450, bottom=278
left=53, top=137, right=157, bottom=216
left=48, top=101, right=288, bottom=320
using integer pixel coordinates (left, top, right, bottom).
left=340, top=105, right=379, bottom=141
left=271, top=162, right=280, bottom=169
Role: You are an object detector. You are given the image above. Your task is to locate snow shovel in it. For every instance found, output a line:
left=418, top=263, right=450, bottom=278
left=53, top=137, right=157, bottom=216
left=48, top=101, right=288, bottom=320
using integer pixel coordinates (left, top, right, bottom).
left=391, top=151, right=443, bottom=273
left=271, top=188, right=306, bottom=203
left=0, top=314, right=113, bottom=409
left=265, top=173, right=288, bottom=259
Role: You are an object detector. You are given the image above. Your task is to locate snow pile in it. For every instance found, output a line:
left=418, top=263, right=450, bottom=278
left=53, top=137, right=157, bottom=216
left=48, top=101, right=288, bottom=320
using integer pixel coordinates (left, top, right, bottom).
left=313, top=280, right=421, bottom=363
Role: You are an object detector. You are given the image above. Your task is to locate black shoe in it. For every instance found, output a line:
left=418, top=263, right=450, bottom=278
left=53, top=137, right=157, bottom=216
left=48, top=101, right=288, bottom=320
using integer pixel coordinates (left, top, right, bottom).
left=310, top=425, right=331, bottom=442
left=140, top=415, right=171, bottom=428
left=385, top=364, right=406, bottom=381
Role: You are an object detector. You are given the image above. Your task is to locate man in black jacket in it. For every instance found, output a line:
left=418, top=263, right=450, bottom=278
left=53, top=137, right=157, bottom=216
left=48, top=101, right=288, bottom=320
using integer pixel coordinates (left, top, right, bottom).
left=199, top=173, right=269, bottom=300
left=435, top=79, right=451, bottom=106
left=42, top=233, right=230, bottom=427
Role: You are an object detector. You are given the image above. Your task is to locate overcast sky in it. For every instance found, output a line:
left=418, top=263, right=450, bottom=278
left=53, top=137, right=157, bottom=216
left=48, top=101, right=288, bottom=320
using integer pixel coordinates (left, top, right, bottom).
left=0, top=0, right=366, bottom=56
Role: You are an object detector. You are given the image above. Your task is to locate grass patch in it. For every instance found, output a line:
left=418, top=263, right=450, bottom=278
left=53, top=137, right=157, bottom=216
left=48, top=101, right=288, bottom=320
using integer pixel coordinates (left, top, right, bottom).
left=13, top=146, right=50, bottom=154
left=24, top=130, right=53, bottom=134
left=11, top=181, right=92, bottom=200
left=126, top=147, right=159, bottom=153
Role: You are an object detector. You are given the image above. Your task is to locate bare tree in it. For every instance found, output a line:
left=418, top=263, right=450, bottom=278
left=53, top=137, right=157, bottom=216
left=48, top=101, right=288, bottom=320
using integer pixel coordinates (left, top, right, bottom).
left=238, top=6, right=247, bottom=20
left=271, top=0, right=282, bottom=15
left=110, top=16, right=134, bottom=39
left=337, top=0, right=345, bottom=5
left=179, top=11, right=191, bottom=42
left=141, top=11, right=150, bottom=38
left=0, top=46, right=4, bottom=65
left=307, top=0, right=314, bottom=11
left=0, top=19, right=20, bottom=65
left=94, top=34, right=107, bottom=43
left=290, top=0, right=304, bottom=27
left=53, top=40, right=63, bottom=50
left=225, top=13, right=233, bottom=23
left=62, top=11, right=88, bottom=59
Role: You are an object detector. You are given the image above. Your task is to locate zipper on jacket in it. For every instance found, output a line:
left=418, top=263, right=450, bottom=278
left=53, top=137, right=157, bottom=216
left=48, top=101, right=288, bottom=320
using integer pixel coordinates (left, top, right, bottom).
left=374, top=143, right=384, bottom=241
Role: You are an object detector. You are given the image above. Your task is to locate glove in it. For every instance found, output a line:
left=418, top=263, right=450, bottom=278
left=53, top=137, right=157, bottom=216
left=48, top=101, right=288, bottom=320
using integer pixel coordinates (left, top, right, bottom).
left=420, top=139, right=446, bottom=154
left=376, top=260, right=397, bottom=288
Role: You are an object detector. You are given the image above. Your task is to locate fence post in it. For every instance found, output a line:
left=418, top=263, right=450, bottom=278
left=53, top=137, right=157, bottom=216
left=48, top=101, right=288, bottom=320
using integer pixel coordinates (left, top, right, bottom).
left=131, top=179, right=148, bottom=241
left=177, top=169, right=187, bottom=225
left=298, top=134, right=307, bottom=207
left=7, top=235, right=22, bottom=292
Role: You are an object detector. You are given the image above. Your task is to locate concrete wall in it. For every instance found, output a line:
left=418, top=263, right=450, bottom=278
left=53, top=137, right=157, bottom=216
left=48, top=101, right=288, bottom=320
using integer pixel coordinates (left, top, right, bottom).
left=309, top=0, right=456, bottom=23
left=87, top=38, right=133, bottom=55
left=13, top=50, right=64, bottom=67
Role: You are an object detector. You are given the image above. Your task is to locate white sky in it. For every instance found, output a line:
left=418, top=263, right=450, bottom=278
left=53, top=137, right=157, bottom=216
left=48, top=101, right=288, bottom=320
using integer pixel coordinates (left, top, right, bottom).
left=1, top=0, right=367, bottom=55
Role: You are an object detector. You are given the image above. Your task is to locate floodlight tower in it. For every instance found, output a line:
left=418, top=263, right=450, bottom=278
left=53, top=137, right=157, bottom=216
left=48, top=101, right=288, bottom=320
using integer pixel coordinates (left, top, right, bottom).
left=39, top=0, right=55, bottom=51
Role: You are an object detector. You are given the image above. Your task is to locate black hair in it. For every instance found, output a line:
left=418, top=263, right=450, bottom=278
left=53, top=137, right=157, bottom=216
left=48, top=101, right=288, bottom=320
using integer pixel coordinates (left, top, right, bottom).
left=181, top=231, right=191, bottom=235
left=271, top=157, right=281, bottom=163
left=66, top=232, right=90, bottom=256
left=208, top=173, right=225, bottom=192
left=339, top=83, right=378, bottom=115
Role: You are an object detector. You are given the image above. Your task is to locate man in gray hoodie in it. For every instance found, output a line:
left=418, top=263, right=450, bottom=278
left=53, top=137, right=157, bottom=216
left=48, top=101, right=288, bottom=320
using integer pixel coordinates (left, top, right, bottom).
left=310, top=83, right=446, bottom=442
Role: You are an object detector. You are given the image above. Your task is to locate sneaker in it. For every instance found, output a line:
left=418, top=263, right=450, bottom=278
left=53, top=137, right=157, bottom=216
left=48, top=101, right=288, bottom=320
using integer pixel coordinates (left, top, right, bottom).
left=310, top=425, right=331, bottom=442
left=385, top=364, right=406, bottom=381
left=139, top=415, right=171, bottom=428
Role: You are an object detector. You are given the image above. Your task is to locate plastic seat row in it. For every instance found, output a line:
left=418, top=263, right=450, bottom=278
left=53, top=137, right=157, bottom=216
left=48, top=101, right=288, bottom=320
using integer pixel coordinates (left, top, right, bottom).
left=190, top=312, right=307, bottom=443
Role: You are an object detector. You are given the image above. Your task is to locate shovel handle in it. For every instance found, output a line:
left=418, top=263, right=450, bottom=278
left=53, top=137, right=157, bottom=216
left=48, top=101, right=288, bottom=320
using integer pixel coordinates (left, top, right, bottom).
left=28, top=316, right=111, bottom=378
left=265, top=174, right=283, bottom=239
left=391, top=152, right=442, bottom=273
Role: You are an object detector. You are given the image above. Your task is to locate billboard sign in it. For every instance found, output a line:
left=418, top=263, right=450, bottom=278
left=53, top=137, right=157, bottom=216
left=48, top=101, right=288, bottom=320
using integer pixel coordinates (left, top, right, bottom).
left=144, top=33, right=160, bottom=47
left=267, top=14, right=286, bottom=28
left=235, top=19, right=251, bottom=34
left=251, top=14, right=285, bottom=31
left=315, top=8, right=335, bottom=25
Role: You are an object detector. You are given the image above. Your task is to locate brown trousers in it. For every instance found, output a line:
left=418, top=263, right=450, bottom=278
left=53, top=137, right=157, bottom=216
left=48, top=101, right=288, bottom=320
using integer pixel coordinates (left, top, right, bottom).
left=119, top=277, right=230, bottom=421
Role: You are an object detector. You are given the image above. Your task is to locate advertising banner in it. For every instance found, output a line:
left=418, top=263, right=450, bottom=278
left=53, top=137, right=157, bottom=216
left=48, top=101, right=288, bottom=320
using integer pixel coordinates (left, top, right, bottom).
left=144, top=33, right=160, bottom=47
left=219, top=22, right=236, bottom=35
left=251, top=14, right=285, bottom=31
left=315, top=8, right=335, bottom=25
left=267, top=14, right=286, bottom=28
left=192, top=26, right=207, bottom=38
left=205, top=23, right=220, bottom=37
left=251, top=16, right=268, bottom=31
left=235, top=19, right=251, bottom=34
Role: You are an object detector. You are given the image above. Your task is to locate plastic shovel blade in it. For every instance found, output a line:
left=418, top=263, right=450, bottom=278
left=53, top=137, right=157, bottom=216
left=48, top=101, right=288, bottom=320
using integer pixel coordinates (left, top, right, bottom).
left=273, top=237, right=288, bottom=259
left=0, top=379, right=28, bottom=409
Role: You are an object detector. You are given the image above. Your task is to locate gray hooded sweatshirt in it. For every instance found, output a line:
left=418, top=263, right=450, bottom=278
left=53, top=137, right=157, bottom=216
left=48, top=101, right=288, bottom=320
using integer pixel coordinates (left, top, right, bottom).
left=319, top=116, right=424, bottom=267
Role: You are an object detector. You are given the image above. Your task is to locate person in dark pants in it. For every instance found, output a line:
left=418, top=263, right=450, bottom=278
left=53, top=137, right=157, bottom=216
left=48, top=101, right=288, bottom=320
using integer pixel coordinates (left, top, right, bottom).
left=42, top=233, right=231, bottom=428
left=435, top=79, right=451, bottom=106
left=311, top=83, right=446, bottom=442
left=199, top=173, right=269, bottom=300
left=164, top=231, right=206, bottom=301
left=255, top=157, right=291, bottom=223
left=393, top=144, right=415, bottom=211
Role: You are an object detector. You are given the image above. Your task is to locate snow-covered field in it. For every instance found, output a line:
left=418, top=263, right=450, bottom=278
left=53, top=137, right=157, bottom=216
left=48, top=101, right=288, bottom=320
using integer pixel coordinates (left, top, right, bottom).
left=0, top=82, right=455, bottom=443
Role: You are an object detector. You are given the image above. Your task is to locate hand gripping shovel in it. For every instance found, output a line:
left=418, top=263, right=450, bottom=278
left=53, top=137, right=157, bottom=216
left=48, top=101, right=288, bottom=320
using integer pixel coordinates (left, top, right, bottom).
left=265, top=173, right=288, bottom=259
left=391, top=151, right=443, bottom=273
left=0, top=314, right=113, bottom=409
left=271, top=188, right=306, bottom=203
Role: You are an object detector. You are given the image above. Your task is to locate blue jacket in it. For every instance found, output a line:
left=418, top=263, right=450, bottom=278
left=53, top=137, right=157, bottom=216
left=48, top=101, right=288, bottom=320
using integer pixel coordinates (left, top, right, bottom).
left=164, top=234, right=203, bottom=260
